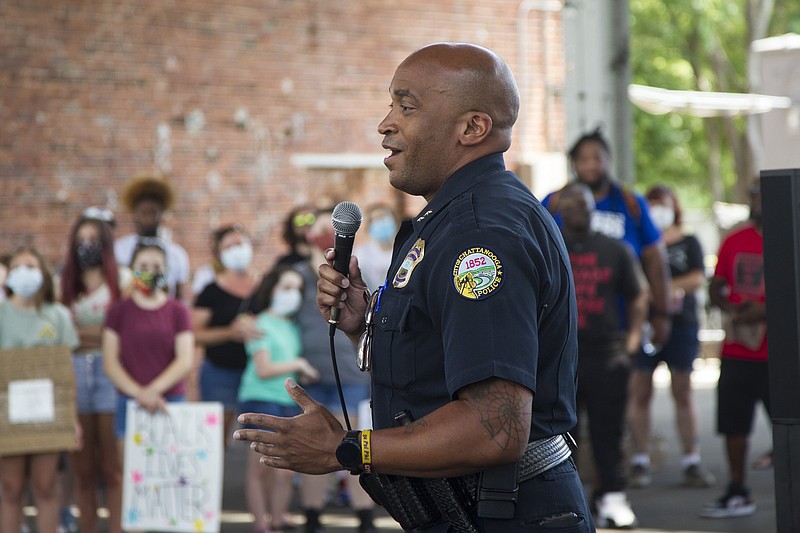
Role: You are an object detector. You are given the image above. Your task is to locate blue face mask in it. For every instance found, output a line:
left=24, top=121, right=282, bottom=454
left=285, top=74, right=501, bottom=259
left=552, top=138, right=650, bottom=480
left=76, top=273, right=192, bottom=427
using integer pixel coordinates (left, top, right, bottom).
left=368, top=216, right=397, bottom=244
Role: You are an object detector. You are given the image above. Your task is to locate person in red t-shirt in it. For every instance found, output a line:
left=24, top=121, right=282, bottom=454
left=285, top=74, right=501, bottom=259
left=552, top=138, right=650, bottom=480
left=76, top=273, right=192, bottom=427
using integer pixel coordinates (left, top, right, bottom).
left=702, top=181, right=769, bottom=518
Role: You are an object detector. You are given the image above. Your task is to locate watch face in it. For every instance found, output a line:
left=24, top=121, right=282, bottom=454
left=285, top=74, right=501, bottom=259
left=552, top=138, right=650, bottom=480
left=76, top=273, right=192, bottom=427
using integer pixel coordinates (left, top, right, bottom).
left=336, top=434, right=361, bottom=469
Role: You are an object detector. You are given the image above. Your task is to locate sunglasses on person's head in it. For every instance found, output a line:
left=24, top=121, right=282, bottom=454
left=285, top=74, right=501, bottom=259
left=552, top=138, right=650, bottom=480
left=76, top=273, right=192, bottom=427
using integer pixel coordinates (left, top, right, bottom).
left=293, top=212, right=316, bottom=227
left=82, top=206, right=115, bottom=225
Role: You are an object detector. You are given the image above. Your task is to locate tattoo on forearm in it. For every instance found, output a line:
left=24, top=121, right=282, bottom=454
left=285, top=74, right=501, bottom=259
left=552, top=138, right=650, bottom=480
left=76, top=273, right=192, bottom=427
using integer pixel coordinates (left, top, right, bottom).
left=461, top=379, right=531, bottom=451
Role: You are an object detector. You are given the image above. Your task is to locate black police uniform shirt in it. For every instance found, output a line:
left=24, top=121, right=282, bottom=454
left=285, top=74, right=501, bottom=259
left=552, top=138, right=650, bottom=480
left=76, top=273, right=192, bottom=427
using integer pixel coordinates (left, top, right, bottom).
left=369, top=153, right=579, bottom=441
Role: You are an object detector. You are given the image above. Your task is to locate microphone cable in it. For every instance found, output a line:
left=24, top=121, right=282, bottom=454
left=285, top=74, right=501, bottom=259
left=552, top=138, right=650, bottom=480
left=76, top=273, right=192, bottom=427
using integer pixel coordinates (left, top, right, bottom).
left=329, top=322, right=352, bottom=431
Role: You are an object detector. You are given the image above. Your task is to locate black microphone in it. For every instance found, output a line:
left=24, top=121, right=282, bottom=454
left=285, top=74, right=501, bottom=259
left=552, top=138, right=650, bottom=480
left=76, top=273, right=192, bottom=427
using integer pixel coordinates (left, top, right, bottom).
left=328, top=201, right=362, bottom=325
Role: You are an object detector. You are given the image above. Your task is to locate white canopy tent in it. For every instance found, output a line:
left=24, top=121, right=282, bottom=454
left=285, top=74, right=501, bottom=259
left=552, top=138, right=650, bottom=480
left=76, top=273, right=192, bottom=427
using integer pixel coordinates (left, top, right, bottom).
left=628, top=83, right=793, bottom=117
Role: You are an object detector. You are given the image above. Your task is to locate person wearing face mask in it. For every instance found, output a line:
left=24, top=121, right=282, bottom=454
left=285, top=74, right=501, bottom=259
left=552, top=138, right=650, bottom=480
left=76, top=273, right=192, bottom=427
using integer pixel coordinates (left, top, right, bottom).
left=102, top=238, right=194, bottom=452
left=627, top=185, right=715, bottom=491
left=59, top=207, right=132, bottom=533
left=238, top=265, right=318, bottom=533
left=192, top=224, right=263, bottom=444
left=0, top=247, right=79, bottom=533
left=114, top=175, right=191, bottom=301
left=353, top=203, right=399, bottom=289
left=292, top=206, right=377, bottom=533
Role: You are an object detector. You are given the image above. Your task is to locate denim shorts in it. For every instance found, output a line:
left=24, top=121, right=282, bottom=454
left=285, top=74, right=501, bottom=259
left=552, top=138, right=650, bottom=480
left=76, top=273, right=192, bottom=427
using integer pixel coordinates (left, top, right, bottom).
left=238, top=400, right=301, bottom=430
left=304, top=383, right=370, bottom=417
left=114, top=394, right=186, bottom=438
left=72, top=353, right=117, bottom=414
left=199, top=359, right=244, bottom=411
left=634, top=321, right=699, bottom=373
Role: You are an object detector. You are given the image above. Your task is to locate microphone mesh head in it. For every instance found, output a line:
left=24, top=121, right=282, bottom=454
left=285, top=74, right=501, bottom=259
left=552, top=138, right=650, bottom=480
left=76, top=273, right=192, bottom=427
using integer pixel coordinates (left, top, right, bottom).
left=331, top=201, right=363, bottom=236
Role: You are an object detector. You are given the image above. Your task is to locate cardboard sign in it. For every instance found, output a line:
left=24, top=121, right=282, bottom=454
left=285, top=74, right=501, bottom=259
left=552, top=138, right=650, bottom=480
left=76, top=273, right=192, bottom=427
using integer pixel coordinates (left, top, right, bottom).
left=121, top=401, right=224, bottom=533
left=0, top=345, right=77, bottom=455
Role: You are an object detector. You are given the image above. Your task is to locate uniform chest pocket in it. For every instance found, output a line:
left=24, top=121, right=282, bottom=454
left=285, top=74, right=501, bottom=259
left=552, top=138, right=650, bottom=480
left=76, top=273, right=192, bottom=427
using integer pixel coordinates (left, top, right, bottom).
left=372, top=292, right=415, bottom=390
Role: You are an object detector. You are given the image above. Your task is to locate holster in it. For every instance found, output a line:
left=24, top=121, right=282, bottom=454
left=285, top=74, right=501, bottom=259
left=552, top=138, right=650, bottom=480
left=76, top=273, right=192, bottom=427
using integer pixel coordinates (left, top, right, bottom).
left=359, top=472, right=478, bottom=532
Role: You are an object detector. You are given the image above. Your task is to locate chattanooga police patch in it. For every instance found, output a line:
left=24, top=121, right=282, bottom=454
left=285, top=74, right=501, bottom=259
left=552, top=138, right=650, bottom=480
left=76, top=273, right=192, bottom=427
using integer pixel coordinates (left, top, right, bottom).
left=452, top=247, right=504, bottom=300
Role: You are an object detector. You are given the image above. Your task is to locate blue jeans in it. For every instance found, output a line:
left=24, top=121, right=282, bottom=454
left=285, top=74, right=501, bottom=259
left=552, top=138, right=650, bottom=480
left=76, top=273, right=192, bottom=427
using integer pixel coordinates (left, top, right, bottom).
left=200, top=359, right=244, bottom=411
left=72, top=353, right=117, bottom=414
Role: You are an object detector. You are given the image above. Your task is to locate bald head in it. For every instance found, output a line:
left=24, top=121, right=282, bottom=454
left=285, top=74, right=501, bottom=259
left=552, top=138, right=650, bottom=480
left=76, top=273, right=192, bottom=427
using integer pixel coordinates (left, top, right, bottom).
left=401, top=43, right=520, bottom=147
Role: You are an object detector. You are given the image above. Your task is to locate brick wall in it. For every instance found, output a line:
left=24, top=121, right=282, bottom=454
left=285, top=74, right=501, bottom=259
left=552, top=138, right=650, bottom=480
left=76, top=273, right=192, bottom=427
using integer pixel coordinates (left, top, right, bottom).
left=0, top=0, right=565, bottom=281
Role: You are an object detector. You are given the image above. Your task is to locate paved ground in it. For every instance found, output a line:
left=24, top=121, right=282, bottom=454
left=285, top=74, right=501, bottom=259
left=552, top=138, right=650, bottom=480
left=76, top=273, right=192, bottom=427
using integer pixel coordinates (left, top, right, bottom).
left=39, top=357, right=776, bottom=532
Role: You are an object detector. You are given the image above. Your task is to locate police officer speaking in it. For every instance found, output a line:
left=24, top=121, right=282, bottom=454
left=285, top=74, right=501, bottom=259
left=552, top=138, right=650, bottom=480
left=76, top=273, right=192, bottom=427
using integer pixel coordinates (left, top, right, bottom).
left=235, top=42, right=594, bottom=532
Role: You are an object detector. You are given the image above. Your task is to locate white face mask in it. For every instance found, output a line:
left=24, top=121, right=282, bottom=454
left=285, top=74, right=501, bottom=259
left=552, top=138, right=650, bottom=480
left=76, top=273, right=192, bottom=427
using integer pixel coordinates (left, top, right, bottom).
left=649, top=205, right=675, bottom=231
left=5, top=266, right=44, bottom=299
left=270, top=289, right=302, bottom=317
left=220, top=242, right=253, bottom=271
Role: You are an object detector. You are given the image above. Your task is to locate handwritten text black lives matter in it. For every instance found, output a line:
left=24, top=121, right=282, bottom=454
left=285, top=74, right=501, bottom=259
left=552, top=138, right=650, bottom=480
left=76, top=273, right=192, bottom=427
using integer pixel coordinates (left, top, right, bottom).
left=124, top=404, right=222, bottom=530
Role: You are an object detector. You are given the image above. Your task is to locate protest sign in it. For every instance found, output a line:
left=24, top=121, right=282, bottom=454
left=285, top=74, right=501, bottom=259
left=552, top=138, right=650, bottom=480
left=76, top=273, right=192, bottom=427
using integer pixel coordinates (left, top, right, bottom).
left=0, top=345, right=77, bottom=455
left=121, top=401, right=224, bottom=532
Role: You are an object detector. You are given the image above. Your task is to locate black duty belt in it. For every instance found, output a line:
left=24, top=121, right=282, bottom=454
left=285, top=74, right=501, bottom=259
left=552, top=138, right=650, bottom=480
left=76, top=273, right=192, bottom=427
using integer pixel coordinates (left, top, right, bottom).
left=518, top=433, right=573, bottom=481
left=361, top=433, right=575, bottom=532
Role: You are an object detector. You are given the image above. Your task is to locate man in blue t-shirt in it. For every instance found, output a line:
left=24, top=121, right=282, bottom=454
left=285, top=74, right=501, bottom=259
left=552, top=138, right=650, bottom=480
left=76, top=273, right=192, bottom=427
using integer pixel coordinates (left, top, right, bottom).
left=542, top=129, right=672, bottom=348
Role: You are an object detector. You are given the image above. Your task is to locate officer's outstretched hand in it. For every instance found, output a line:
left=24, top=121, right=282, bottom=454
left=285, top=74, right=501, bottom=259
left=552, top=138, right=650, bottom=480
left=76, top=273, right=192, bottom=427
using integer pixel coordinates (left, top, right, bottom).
left=317, top=249, right=369, bottom=341
left=234, top=378, right=345, bottom=475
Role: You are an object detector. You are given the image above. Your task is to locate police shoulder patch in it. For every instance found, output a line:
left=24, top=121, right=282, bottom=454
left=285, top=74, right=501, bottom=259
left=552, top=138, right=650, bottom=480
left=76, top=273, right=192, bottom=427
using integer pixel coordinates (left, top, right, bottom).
left=452, top=246, right=504, bottom=300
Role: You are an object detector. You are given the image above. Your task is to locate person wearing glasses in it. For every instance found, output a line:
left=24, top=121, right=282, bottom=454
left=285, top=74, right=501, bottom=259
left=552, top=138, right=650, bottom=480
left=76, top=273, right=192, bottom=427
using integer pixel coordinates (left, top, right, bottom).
left=291, top=207, right=376, bottom=533
left=114, top=175, right=191, bottom=302
left=275, top=205, right=317, bottom=268
left=236, top=43, right=593, bottom=531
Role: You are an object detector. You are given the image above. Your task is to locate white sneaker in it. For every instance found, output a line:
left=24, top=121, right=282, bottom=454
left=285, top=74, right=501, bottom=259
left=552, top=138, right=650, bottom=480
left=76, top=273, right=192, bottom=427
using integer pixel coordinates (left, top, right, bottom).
left=595, top=491, right=638, bottom=529
left=700, top=489, right=756, bottom=518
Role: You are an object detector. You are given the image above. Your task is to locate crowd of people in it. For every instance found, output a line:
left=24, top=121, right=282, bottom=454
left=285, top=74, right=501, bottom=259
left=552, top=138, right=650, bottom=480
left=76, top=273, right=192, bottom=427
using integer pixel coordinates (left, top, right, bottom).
left=0, top=174, right=393, bottom=533
left=0, top=43, right=771, bottom=533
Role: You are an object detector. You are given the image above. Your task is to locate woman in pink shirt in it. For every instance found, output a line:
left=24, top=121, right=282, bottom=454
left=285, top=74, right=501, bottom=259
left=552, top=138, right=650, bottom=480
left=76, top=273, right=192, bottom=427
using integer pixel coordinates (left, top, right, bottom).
left=103, top=238, right=194, bottom=442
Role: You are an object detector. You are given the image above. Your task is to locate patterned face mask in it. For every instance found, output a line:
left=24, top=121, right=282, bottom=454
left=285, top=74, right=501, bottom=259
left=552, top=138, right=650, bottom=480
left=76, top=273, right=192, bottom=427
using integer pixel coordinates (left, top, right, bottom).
left=132, top=269, right=167, bottom=295
left=76, top=241, right=104, bottom=269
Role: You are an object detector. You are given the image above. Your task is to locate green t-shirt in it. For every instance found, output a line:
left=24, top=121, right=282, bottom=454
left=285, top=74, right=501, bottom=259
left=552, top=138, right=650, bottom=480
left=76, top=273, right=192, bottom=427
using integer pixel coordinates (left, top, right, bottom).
left=0, top=300, right=79, bottom=350
left=239, top=312, right=302, bottom=406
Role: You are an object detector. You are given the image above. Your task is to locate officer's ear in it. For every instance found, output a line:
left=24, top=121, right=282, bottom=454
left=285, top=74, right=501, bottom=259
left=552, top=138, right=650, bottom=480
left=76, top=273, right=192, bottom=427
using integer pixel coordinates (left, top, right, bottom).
left=458, top=111, right=492, bottom=147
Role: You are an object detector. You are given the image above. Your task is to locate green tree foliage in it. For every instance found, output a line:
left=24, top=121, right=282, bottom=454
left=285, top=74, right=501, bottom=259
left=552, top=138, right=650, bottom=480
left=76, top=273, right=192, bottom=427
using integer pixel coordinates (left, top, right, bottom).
left=630, top=0, right=800, bottom=206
